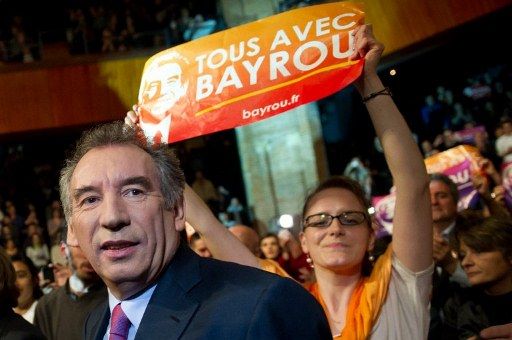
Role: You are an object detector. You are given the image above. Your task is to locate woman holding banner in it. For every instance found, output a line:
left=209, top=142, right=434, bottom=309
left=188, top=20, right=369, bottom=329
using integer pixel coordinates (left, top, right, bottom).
left=127, top=24, right=433, bottom=339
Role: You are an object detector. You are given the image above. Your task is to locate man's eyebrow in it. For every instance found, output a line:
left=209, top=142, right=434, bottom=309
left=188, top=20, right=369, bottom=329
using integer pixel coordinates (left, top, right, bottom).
left=120, top=176, right=153, bottom=190
left=73, top=186, right=97, bottom=202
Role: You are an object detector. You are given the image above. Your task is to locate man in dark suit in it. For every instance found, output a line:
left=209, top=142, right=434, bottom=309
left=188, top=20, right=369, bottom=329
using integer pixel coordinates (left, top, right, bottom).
left=59, top=121, right=330, bottom=340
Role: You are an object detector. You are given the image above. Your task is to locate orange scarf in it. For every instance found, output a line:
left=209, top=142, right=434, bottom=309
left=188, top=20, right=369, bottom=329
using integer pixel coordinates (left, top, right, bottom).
left=258, top=258, right=291, bottom=278
left=305, top=245, right=393, bottom=340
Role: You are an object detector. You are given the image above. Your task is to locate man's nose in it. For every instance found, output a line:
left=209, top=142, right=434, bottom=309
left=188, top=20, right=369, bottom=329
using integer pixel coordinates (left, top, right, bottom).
left=99, top=194, right=130, bottom=231
left=430, top=194, right=439, bottom=205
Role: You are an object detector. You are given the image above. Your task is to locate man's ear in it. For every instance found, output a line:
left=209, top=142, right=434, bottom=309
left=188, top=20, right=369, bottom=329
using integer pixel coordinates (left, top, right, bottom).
left=173, top=198, right=185, bottom=232
left=67, top=223, right=79, bottom=247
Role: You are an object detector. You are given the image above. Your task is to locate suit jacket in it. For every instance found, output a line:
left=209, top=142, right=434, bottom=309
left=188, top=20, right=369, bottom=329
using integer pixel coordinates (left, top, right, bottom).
left=84, top=244, right=331, bottom=340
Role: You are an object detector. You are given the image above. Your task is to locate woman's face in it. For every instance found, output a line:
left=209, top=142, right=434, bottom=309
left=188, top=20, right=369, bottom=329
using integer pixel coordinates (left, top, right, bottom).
left=32, top=234, right=42, bottom=246
left=460, top=241, right=512, bottom=290
left=300, top=188, right=373, bottom=274
left=12, top=261, right=35, bottom=308
left=5, top=239, right=16, bottom=250
left=260, top=236, right=280, bottom=260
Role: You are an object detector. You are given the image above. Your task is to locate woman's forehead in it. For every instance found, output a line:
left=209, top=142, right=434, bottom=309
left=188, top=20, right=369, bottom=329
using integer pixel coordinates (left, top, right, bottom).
left=306, top=188, right=364, bottom=213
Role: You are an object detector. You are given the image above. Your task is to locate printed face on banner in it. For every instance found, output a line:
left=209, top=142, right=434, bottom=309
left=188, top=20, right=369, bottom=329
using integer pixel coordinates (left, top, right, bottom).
left=140, top=54, right=189, bottom=121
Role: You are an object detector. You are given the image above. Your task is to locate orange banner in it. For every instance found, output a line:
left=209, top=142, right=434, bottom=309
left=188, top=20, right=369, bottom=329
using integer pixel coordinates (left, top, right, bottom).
left=424, top=145, right=482, bottom=174
left=137, top=2, right=365, bottom=143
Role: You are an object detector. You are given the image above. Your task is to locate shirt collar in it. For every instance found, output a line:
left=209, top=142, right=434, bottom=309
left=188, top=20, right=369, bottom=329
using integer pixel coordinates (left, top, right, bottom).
left=108, top=284, right=157, bottom=332
left=441, top=221, right=456, bottom=237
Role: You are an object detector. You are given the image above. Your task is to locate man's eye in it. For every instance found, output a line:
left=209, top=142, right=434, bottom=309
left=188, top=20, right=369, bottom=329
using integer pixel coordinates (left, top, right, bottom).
left=81, top=196, right=99, bottom=206
left=124, top=188, right=147, bottom=201
left=126, top=188, right=144, bottom=196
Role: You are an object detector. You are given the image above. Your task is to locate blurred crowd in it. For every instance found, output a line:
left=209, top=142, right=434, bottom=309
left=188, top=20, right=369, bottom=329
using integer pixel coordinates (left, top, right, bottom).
left=0, top=0, right=320, bottom=63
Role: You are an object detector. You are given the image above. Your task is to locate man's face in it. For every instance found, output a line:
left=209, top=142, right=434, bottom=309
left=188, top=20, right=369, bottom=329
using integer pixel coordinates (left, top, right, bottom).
left=68, top=144, right=184, bottom=298
left=430, top=180, right=458, bottom=224
left=143, top=62, right=185, bottom=120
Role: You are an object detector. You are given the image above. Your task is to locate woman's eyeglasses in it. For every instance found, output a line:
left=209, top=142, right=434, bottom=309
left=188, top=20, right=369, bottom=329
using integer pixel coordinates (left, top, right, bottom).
left=303, top=211, right=368, bottom=229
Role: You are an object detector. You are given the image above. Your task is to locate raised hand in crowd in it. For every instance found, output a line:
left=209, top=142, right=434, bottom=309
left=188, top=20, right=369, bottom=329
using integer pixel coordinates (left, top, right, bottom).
left=471, top=157, right=510, bottom=218
left=433, top=232, right=457, bottom=275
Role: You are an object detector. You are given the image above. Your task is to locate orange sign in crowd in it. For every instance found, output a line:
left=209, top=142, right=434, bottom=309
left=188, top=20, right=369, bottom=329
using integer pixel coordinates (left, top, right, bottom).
left=137, top=2, right=365, bottom=143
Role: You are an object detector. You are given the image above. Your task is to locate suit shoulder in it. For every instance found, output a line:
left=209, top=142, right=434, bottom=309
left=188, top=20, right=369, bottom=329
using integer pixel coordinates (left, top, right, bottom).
left=246, top=273, right=331, bottom=339
left=198, top=257, right=294, bottom=286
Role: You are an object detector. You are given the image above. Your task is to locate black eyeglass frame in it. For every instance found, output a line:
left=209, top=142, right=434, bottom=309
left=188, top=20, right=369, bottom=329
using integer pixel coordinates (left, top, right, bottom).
left=302, top=211, right=369, bottom=229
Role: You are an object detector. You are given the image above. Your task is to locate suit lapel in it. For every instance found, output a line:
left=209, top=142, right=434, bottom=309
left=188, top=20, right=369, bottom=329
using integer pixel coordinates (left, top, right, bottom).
left=135, top=244, right=202, bottom=340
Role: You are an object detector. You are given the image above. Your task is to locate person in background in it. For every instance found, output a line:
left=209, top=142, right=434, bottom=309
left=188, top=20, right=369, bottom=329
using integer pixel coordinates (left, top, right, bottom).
left=429, top=173, right=470, bottom=339
left=259, top=233, right=284, bottom=264
left=25, top=233, right=50, bottom=269
left=443, top=216, right=512, bottom=339
left=188, top=232, right=212, bottom=258
left=228, top=224, right=290, bottom=277
left=228, top=224, right=260, bottom=256
left=11, top=255, right=43, bottom=324
left=35, top=243, right=107, bottom=340
left=4, top=238, right=20, bottom=257
left=495, top=116, right=512, bottom=164
left=226, top=197, right=244, bottom=224
left=259, top=231, right=311, bottom=283
left=192, top=170, right=220, bottom=213
left=46, top=208, right=66, bottom=244
left=0, top=249, right=45, bottom=339
left=24, top=203, right=39, bottom=227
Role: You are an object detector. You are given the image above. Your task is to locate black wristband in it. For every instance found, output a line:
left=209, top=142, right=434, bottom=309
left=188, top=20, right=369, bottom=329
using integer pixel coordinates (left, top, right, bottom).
left=362, top=87, right=392, bottom=103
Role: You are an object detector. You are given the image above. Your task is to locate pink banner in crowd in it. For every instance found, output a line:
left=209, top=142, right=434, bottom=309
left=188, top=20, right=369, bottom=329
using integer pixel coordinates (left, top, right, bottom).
left=452, top=125, right=486, bottom=144
left=372, top=194, right=396, bottom=236
left=372, top=145, right=482, bottom=234
left=503, top=162, right=512, bottom=208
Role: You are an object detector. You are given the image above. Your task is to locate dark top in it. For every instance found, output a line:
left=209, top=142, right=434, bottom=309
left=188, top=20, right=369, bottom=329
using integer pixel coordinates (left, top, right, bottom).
left=443, top=287, right=512, bottom=339
left=84, top=243, right=331, bottom=340
left=0, top=307, right=46, bottom=340
left=34, top=278, right=107, bottom=340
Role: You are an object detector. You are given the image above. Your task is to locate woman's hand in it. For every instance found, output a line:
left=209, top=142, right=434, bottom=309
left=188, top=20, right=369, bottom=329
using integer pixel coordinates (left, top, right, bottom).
left=349, top=24, right=384, bottom=91
left=124, top=105, right=141, bottom=128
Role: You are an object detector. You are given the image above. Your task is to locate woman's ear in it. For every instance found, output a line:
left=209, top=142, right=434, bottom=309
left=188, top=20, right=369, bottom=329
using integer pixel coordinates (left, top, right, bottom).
left=367, top=220, right=378, bottom=252
left=299, top=232, right=309, bottom=254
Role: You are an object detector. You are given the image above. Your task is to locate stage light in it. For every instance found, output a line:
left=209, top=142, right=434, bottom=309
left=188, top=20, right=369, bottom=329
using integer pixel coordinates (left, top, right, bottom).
left=278, top=214, right=294, bottom=229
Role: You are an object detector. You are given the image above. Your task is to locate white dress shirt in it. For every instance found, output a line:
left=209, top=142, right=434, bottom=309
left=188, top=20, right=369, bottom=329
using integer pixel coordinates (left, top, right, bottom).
left=103, top=284, right=157, bottom=340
